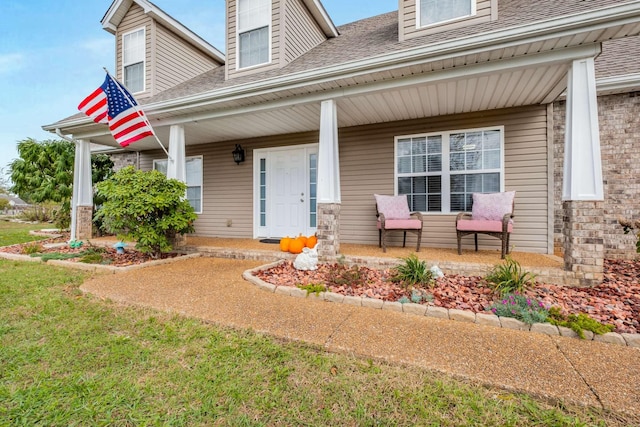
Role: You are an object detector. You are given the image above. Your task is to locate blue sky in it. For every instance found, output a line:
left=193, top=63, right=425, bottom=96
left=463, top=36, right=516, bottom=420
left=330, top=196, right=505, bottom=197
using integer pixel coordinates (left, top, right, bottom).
left=0, top=0, right=395, bottom=182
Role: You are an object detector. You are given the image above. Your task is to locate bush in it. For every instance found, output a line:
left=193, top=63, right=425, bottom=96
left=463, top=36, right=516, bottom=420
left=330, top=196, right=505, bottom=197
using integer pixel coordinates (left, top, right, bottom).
left=547, top=307, right=614, bottom=339
left=488, top=293, right=549, bottom=325
left=95, top=167, right=196, bottom=258
left=391, top=254, right=434, bottom=289
left=485, top=257, right=537, bottom=296
left=19, top=203, right=55, bottom=222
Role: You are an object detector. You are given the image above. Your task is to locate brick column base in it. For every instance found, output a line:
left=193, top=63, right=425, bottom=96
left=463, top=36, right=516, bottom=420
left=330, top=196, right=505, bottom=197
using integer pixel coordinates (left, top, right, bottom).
left=563, top=200, right=604, bottom=287
left=317, top=203, right=340, bottom=260
left=76, top=205, right=93, bottom=240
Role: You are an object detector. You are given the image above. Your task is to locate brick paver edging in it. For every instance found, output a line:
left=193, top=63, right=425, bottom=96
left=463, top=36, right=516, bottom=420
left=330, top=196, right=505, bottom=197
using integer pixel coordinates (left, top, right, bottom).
left=243, top=260, right=640, bottom=348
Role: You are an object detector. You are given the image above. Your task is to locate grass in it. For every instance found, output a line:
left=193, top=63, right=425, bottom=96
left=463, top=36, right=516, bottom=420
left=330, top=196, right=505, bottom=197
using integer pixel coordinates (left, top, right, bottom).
left=0, top=223, right=637, bottom=426
left=0, top=219, right=51, bottom=246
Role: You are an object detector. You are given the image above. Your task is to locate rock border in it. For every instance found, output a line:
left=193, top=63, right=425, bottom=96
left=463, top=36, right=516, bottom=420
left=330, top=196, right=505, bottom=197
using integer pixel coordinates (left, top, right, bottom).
left=0, top=251, right=201, bottom=273
left=243, top=260, right=640, bottom=349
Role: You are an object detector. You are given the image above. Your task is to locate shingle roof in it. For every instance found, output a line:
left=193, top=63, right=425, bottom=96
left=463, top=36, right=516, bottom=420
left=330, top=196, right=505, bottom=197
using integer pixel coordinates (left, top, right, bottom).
left=596, top=35, right=640, bottom=78
left=147, top=0, right=636, bottom=105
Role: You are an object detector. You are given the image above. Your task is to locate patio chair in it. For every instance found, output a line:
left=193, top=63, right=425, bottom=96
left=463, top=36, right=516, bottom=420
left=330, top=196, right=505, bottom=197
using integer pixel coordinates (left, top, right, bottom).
left=374, top=194, right=423, bottom=252
left=455, top=191, right=515, bottom=259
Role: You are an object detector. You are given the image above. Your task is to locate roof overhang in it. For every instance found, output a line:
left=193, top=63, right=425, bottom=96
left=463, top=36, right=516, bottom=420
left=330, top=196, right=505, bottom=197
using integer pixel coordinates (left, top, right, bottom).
left=102, top=0, right=225, bottom=63
left=48, top=1, right=640, bottom=149
left=303, top=0, right=339, bottom=38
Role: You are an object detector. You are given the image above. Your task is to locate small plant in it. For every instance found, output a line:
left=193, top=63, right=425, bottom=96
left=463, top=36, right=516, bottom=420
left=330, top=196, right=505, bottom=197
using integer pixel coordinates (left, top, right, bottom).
left=547, top=307, right=615, bottom=339
left=21, top=242, right=43, bottom=255
left=485, top=257, right=537, bottom=296
left=618, top=217, right=640, bottom=253
left=297, top=283, right=327, bottom=296
left=397, top=296, right=410, bottom=304
left=391, top=254, right=434, bottom=289
left=488, top=293, right=549, bottom=325
left=410, top=289, right=433, bottom=304
left=78, top=253, right=105, bottom=264
left=326, top=263, right=366, bottom=288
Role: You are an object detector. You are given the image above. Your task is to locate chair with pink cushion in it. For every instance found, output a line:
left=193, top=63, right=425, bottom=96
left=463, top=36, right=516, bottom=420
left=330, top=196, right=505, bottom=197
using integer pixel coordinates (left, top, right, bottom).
left=456, top=191, right=515, bottom=259
left=374, top=194, right=423, bottom=253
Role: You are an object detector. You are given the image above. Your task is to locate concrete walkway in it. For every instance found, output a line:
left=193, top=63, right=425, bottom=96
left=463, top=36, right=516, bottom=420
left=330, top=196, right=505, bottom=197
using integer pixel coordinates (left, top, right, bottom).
left=80, top=257, right=640, bottom=417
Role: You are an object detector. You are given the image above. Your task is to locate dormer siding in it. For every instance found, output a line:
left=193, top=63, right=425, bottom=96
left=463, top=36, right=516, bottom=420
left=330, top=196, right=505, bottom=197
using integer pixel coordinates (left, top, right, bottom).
left=115, top=2, right=222, bottom=98
left=226, top=0, right=327, bottom=80
left=399, top=0, right=498, bottom=42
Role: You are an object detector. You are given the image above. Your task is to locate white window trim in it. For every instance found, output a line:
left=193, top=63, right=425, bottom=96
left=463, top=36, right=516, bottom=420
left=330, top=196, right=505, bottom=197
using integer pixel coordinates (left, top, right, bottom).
left=416, top=0, right=477, bottom=29
left=153, top=155, right=203, bottom=214
left=394, top=125, right=505, bottom=214
left=121, top=27, right=146, bottom=94
left=236, top=0, right=272, bottom=70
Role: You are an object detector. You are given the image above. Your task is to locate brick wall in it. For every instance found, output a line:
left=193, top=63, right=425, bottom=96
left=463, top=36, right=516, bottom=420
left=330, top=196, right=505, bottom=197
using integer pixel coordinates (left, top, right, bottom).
left=110, top=152, right=139, bottom=171
left=554, top=92, right=640, bottom=259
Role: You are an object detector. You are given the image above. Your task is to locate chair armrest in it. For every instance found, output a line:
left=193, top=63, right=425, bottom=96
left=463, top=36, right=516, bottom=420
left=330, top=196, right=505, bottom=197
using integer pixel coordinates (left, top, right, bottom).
left=377, top=212, right=386, bottom=226
left=456, top=212, right=472, bottom=225
left=410, top=211, right=423, bottom=222
left=502, top=212, right=513, bottom=232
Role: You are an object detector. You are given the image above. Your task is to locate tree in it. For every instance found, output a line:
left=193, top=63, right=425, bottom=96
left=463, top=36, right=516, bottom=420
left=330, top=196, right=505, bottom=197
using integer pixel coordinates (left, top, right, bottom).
left=95, top=166, right=197, bottom=258
left=8, top=138, right=114, bottom=227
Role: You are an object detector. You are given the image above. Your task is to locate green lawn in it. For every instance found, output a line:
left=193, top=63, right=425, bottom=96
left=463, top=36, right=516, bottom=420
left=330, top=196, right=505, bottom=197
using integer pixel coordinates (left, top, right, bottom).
left=0, top=219, right=51, bottom=246
left=0, top=223, right=635, bottom=426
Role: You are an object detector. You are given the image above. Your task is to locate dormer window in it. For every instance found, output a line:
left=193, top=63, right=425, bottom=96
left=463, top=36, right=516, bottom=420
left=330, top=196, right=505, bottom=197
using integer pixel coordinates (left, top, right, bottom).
left=418, top=0, right=475, bottom=27
left=237, top=0, right=271, bottom=69
left=123, top=28, right=145, bottom=93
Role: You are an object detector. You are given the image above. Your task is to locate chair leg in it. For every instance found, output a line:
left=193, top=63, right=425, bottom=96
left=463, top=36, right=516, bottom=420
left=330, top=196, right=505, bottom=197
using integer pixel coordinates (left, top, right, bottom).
left=457, top=232, right=462, bottom=255
left=381, top=228, right=387, bottom=253
left=474, top=233, right=478, bottom=252
left=378, top=230, right=382, bottom=248
left=402, top=231, right=407, bottom=248
left=416, top=228, right=422, bottom=252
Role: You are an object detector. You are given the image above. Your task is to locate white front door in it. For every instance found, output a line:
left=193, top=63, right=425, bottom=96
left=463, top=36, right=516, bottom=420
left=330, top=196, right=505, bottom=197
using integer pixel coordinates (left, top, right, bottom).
left=254, top=144, right=318, bottom=238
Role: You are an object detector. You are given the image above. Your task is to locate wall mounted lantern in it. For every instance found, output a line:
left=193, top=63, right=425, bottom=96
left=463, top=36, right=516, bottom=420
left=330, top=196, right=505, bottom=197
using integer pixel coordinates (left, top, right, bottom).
left=232, top=144, right=245, bottom=165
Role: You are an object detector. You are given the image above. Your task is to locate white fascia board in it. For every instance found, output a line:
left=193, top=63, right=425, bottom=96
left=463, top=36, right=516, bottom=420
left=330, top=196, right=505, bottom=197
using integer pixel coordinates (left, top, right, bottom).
left=302, top=0, right=339, bottom=37
left=597, top=73, right=640, bottom=93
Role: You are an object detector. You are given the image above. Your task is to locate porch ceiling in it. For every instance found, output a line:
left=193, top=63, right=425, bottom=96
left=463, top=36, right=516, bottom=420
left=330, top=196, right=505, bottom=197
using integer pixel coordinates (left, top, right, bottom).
left=83, top=60, right=572, bottom=151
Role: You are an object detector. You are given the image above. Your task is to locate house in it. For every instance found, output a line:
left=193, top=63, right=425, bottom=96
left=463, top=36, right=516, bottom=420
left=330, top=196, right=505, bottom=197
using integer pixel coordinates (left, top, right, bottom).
left=44, top=0, right=640, bottom=286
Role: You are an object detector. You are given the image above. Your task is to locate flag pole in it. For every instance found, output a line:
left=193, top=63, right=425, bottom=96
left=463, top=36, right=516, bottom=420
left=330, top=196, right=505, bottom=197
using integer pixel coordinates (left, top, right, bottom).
left=102, top=67, right=172, bottom=160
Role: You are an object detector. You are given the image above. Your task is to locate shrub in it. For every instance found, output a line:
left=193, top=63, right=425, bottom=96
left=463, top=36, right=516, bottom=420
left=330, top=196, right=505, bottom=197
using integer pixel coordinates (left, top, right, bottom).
left=547, top=307, right=615, bottom=339
left=488, top=293, right=549, bottom=325
left=21, top=242, right=43, bottom=255
left=485, top=257, right=537, bottom=296
left=19, top=203, right=55, bottom=222
left=95, top=167, right=196, bottom=258
left=391, top=254, right=434, bottom=289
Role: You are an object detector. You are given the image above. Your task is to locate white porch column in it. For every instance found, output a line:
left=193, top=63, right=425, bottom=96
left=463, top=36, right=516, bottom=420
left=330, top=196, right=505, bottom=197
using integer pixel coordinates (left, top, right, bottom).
left=562, top=57, right=603, bottom=201
left=562, top=57, right=604, bottom=286
left=317, top=100, right=341, bottom=204
left=316, top=99, right=341, bottom=259
left=70, top=139, right=93, bottom=241
left=167, top=124, right=186, bottom=182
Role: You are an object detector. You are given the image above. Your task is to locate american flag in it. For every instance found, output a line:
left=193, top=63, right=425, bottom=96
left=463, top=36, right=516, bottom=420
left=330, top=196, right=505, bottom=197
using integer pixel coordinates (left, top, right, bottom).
left=78, top=74, right=154, bottom=147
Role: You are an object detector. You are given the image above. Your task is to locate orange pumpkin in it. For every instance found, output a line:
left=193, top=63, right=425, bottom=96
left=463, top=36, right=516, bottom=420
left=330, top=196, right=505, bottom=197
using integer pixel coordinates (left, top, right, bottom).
left=288, top=238, right=305, bottom=254
left=279, top=236, right=292, bottom=252
left=306, top=234, right=318, bottom=249
left=297, top=233, right=308, bottom=246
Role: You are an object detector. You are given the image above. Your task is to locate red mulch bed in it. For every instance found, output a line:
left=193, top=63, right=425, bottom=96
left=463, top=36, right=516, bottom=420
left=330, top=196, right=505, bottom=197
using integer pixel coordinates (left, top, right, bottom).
left=255, top=259, right=640, bottom=334
left=0, top=236, right=183, bottom=267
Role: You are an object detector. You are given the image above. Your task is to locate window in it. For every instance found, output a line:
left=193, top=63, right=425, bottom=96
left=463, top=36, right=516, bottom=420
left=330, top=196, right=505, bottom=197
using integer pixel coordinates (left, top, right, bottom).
left=123, top=28, right=145, bottom=93
left=395, top=127, right=503, bottom=213
left=154, top=156, right=203, bottom=213
left=237, top=0, right=270, bottom=68
left=418, top=0, right=474, bottom=27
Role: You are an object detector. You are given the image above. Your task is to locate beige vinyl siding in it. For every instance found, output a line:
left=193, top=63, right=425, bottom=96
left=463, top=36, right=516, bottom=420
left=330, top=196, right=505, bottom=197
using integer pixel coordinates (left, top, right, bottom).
left=138, top=105, right=549, bottom=253
left=283, top=0, right=326, bottom=64
left=339, top=105, right=550, bottom=254
left=399, top=0, right=497, bottom=42
left=116, top=3, right=152, bottom=97
left=139, top=132, right=320, bottom=238
left=153, top=23, right=222, bottom=95
left=226, top=0, right=282, bottom=80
